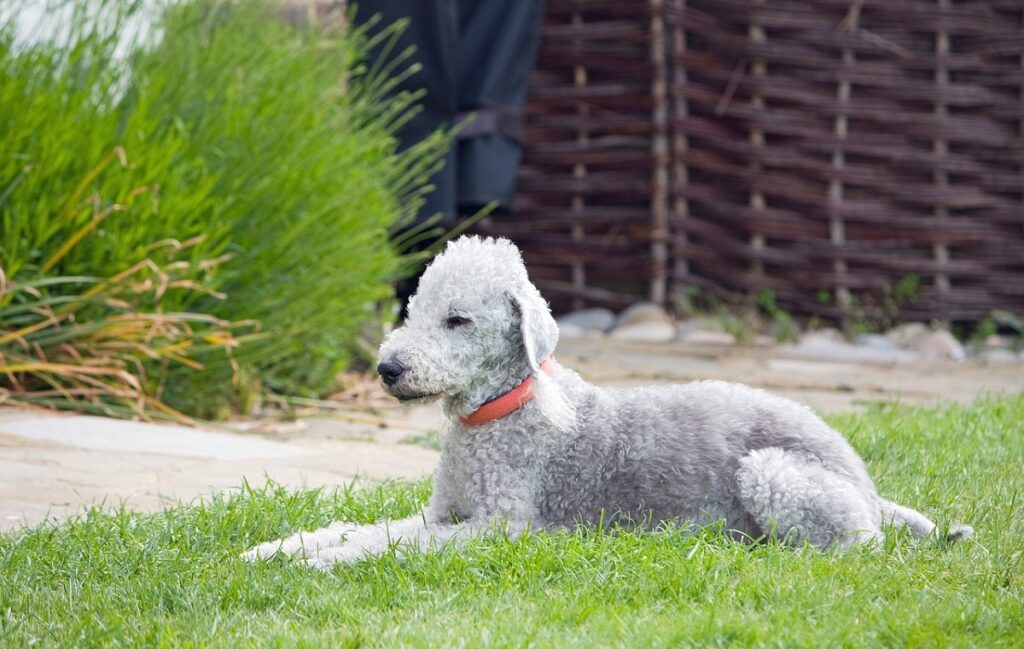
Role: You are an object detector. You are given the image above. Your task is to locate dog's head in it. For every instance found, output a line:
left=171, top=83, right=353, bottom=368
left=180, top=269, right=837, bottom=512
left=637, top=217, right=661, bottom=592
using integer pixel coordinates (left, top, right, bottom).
left=376, top=236, right=574, bottom=429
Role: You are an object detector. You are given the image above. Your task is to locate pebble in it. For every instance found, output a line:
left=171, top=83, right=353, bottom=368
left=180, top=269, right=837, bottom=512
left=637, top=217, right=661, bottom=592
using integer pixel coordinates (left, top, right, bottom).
left=911, top=330, right=966, bottom=361
left=557, top=322, right=587, bottom=340
left=609, top=321, right=676, bottom=343
left=557, top=308, right=617, bottom=333
left=983, top=334, right=1013, bottom=349
left=784, top=337, right=917, bottom=365
left=800, top=328, right=846, bottom=345
left=977, top=348, right=1019, bottom=365
left=676, top=320, right=703, bottom=339
left=557, top=322, right=604, bottom=341
left=615, top=302, right=673, bottom=328
left=680, top=330, right=738, bottom=346
left=855, top=334, right=901, bottom=351
left=886, top=322, right=929, bottom=348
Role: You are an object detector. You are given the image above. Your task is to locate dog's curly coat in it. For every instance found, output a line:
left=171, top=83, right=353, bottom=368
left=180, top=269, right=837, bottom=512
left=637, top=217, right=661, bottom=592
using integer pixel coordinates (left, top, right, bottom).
left=244, top=236, right=971, bottom=569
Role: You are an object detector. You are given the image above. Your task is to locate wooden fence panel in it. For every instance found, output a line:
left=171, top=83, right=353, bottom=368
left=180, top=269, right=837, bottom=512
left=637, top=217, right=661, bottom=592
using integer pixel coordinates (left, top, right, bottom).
left=479, top=0, right=1024, bottom=321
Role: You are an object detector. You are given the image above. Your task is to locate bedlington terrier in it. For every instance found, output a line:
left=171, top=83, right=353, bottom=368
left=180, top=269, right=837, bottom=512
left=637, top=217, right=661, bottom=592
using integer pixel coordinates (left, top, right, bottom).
left=243, top=236, right=971, bottom=569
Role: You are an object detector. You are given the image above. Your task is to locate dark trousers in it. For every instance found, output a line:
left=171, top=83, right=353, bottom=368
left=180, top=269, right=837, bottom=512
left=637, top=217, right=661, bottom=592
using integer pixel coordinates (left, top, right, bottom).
left=357, top=0, right=546, bottom=225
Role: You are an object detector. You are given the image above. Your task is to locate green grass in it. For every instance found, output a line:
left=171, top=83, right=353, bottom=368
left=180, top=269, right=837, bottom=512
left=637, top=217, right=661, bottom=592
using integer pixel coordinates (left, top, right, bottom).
left=2, top=395, right=1022, bottom=647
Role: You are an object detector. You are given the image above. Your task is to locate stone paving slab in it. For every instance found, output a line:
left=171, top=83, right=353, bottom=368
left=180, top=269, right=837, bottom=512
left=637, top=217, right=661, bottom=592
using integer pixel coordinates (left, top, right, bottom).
left=1, top=338, right=1021, bottom=531
left=0, top=414, right=309, bottom=460
left=0, top=410, right=441, bottom=531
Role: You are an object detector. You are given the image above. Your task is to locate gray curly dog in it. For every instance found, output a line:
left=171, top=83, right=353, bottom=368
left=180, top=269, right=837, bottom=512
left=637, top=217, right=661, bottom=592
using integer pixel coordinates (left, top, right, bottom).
left=243, top=236, right=972, bottom=569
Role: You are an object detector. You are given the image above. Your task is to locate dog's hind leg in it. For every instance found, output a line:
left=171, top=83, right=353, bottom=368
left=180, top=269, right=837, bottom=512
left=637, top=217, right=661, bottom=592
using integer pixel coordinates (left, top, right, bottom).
left=736, top=447, right=883, bottom=550
left=877, top=497, right=935, bottom=538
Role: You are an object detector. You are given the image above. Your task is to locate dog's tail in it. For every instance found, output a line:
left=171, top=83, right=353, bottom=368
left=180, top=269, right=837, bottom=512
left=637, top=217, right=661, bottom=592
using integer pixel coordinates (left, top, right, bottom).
left=877, top=497, right=974, bottom=542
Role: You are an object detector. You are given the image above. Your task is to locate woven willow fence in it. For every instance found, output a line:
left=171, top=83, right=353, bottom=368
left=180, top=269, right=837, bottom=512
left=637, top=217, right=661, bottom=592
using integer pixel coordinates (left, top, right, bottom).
left=475, top=0, right=1024, bottom=321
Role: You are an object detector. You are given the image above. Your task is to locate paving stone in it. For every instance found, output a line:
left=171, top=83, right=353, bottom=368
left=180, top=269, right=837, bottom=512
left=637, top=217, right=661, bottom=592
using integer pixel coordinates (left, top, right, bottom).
left=0, top=408, right=441, bottom=530
left=0, top=414, right=309, bottom=460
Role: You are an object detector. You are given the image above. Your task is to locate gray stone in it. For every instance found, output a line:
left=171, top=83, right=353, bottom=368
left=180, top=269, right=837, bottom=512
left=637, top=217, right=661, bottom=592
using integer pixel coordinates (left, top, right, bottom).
left=782, top=337, right=917, bottom=365
left=886, top=322, right=929, bottom=348
left=982, top=334, right=1013, bottom=349
left=977, top=348, right=1019, bottom=365
left=800, top=328, right=846, bottom=345
left=615, top=302, right=673, bottom=328
left=752, top=334, right=776, bottom=347
left=557, top=322, right=587, bottom=340
left=675, top=320, right=703, bottom=339
left=558, top=322, right=604, bottom=341
left=609, top=321, right=676, bottom=343
left=680, top=329, right=738, bottom=346
left=911, top=330, right=966, bottom=361
left=855, top=334, right=901, bottom=351
left=557, top=308, right=617, bottom=333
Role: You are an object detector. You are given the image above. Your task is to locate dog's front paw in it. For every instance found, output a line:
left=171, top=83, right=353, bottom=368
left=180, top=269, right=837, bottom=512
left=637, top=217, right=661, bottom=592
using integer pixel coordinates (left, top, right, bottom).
left=304, top=544, right=377, bottom=570
left=240, top=537, right=297, bottom=562
left=240, top=522, right=359, bottom=562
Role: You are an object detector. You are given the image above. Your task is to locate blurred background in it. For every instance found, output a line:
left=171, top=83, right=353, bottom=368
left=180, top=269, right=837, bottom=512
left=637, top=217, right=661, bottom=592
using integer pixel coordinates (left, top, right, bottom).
left=1, top=0, right=1022, bottom=424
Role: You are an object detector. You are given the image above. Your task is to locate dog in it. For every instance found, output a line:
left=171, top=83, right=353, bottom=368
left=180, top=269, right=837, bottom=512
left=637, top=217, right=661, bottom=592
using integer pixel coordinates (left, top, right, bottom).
left=243, top=236, right=971, bottom=568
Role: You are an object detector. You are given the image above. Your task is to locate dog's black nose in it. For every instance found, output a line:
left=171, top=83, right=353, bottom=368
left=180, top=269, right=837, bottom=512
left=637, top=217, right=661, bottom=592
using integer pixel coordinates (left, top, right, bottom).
left=377, top=360, right=406, bottom=385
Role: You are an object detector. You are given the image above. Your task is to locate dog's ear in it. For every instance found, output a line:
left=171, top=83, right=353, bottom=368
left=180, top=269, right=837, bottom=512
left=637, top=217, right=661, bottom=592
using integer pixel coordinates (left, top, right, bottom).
left=508, top=287, right=576, bottom=432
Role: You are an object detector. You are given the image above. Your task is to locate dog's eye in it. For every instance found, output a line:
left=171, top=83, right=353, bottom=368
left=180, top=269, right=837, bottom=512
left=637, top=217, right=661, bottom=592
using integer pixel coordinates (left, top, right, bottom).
left=445, top=315, right=472, bottom=329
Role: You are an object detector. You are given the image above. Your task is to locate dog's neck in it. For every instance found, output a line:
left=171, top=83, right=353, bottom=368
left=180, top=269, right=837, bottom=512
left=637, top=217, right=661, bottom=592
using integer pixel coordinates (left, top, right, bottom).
left=459, top=357, right=555, bottom=426
left=445, top=357, right=554, bottom=425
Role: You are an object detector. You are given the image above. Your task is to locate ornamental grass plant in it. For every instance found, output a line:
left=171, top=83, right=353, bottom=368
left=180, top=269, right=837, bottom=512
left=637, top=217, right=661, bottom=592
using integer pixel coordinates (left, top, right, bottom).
left=1, top=0, right=450, bottom=418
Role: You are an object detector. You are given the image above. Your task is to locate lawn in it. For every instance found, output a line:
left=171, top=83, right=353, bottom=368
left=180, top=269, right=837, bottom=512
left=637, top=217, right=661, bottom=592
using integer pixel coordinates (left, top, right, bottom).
left=1, top=394, right=1022, bottom=647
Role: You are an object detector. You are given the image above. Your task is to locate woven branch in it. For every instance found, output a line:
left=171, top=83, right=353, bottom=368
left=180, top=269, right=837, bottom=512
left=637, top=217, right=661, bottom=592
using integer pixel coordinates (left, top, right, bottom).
left=474, top=0, right=1024, bottom=321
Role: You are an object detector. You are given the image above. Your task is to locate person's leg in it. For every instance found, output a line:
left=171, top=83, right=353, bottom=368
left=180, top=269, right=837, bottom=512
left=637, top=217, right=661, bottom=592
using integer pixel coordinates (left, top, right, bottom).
left=355, top=1, right=460, bottom=227
left=455, top=0, right=546, bottom=213
left=354, top=2, right=462, bottom=312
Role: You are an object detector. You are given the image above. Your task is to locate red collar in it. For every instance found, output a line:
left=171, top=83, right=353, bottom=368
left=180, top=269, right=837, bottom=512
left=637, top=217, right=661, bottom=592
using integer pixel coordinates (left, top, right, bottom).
left=459, top=357, right=556, bottom=426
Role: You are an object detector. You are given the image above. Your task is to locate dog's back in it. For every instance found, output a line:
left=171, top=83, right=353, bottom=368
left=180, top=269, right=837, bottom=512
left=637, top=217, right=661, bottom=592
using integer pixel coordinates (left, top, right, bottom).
left=528, top=369, right=876, bottom=536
